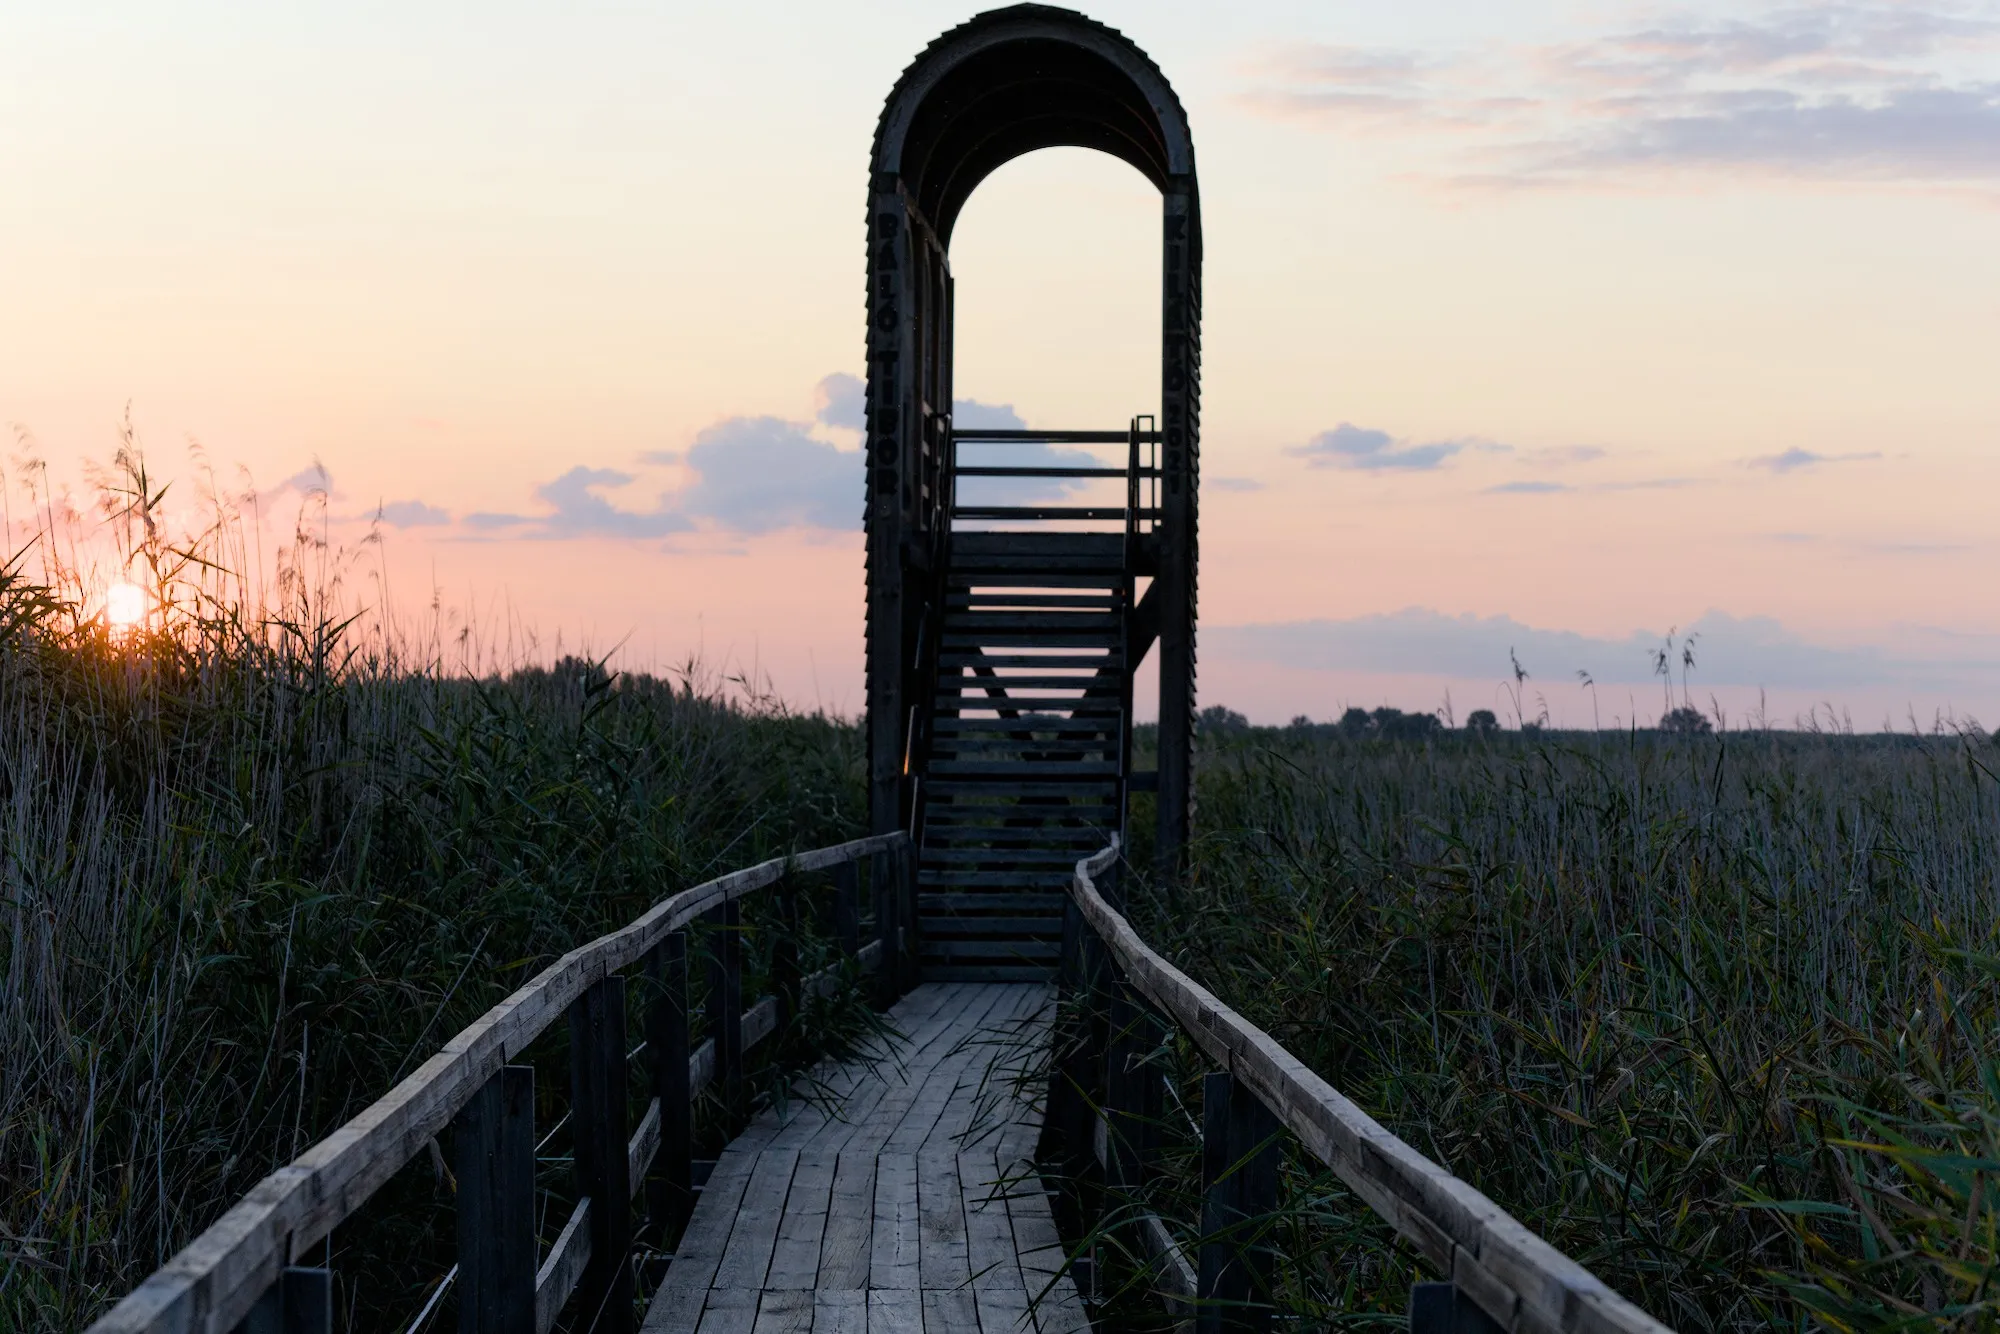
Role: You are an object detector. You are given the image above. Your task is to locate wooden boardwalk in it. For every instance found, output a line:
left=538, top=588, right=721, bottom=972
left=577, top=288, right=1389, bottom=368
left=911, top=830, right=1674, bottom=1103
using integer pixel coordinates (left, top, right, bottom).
left=641, top=982, right=1089, bottom=1334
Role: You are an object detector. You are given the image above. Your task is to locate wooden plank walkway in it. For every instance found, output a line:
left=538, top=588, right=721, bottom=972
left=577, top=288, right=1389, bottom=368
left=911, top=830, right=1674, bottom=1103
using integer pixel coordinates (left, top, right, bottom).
left=641, top=982, right=1089, bottom=1334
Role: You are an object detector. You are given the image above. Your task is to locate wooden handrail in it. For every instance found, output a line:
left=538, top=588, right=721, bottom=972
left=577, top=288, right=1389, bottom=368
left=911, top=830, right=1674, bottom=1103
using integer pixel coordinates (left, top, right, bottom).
left=88, top=831, right=909, bottom=1334
left=1067, top=841, right=1673, bottom=1334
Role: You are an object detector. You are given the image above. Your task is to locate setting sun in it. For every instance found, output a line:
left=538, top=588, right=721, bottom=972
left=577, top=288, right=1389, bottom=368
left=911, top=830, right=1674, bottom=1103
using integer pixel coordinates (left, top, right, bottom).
left=104, top=581, right=146, bottom=632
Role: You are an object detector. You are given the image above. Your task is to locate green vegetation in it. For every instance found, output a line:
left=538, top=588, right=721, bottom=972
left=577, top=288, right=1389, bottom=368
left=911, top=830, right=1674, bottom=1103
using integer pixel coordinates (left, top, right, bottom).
left=14, top=457, right=2000, bottom=1332
left=1122, top=720, right=2000, bottom=1331
left=0, top=458, right=867, bottom=1328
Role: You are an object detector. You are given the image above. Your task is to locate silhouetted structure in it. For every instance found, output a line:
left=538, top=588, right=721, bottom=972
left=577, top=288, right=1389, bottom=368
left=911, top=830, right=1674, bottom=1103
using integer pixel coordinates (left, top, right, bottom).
left=864, top=5, right=1202, bottom=979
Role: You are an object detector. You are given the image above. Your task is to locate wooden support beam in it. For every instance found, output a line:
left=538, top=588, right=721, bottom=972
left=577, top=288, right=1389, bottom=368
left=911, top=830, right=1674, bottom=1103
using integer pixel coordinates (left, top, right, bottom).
left=453, top=1065, right=535, bottom=1334
left=569, top=976, right=633, bottom=1334
left=707, top=901, right=744, bottom=1130
left=774, top=875, right=802, bottom=1030
left=831, top=859, right=862, bottom=958
left=1409, top=1283, right=1508, bottom=1334
left=1196, top=1071, right=1279, bottom=1334
left=645, top=933, right=693, bottom=1241
left=232, top=1268, right=331, bottom=1334
left=872, top=849, right=900, bottom=1005
left=1105, top=983, right=1160, bottom=1200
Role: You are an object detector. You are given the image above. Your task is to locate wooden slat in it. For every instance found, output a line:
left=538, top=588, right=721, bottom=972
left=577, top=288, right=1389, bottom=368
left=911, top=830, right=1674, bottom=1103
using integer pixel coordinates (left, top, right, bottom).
left=922, top=848, right=1100, bottom=865
left=764, top=1156, right=835, bottom=1290
left=814, top=1153, right=876, bottom=1289
left=868, top=1290, right=923, bottom=1334
left=628, top=1097, right=661, bottom=1201
left=813, top=1290, right=867, bottom=1334
left=870, top=1154, right=921, bottom=1290
left=919, top=965, right=1054, bottom=983
left=533, top=1200, right=591, bottom=1334
left=918, top=916, right=1062, bottom=936
left=919, top=871, right=1076, bottom=888
left=1067, top=842, right=1671, bottom=1334
left=751, top=1289, right=813, bottom=1333
left=936, top=654, right=1114, bottom=670
left=711, top=1150, right=800, bottom=1290
left=87, top=832, right=907, bottom=1334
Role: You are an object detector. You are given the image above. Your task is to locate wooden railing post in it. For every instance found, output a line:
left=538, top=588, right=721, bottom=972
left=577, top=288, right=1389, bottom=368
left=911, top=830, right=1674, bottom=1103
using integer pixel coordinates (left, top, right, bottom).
left=570, top=976, right=634, bottom=1334
left=707, top=900, right=744, bottom=1128
left=1196, top=1071, right=1279, bottom=1334
left=1049, top=893, right=1095, bottom=1182
left=1105, top=980, right=1160, bottom=1200
left=831, top=858, right=862, bottom=959
left=453, top=1065, right=535, bottom=1334
left=646, top=932, right=693, bottom=1240
left=872, top=847, right=900, bottom=1005
left=233, top=1267, right=332, bottom=1334
left=1408, top=1283, right=1506, bottom=1334
left=774, top=873, right=802, bottom=1029
left=896, top=837, right=918, bottom=991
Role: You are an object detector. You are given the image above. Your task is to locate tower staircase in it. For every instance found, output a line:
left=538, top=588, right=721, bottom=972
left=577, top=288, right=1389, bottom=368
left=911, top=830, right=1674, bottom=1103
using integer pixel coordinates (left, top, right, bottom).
left=911, top=423, right=1158, bottom=981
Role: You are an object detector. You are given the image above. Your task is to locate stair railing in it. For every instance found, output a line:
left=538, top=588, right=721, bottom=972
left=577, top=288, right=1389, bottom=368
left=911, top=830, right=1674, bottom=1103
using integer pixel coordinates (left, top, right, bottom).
left=1055, top=840, right=1674, bottom=1334
left=88, top=833, right=916, bottom=1334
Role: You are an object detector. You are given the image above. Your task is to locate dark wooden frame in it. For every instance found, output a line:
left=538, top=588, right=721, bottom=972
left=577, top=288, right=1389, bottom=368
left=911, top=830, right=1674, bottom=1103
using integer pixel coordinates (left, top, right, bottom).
left=865, top=7, right=1203, bottom=882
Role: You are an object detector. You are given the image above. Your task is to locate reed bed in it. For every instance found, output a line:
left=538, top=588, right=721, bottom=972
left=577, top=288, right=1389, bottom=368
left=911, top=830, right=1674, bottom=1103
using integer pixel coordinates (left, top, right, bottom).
left=1118, top=723, right=2000, bottom=1331
left=0, top=456, right=868, bottom=1329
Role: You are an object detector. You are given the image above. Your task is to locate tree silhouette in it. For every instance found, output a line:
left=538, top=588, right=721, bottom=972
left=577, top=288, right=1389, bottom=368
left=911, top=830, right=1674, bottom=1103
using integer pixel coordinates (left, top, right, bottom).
left=1660, top=705, right=1713, bottom=735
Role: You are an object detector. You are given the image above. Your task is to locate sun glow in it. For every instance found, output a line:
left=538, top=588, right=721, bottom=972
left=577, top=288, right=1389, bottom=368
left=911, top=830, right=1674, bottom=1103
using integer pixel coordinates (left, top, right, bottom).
left=105, top=582, right=147, bottom=633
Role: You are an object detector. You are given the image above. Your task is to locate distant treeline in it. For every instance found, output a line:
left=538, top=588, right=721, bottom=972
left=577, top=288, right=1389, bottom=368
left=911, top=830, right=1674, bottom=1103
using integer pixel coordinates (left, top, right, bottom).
left=1192, top=703, right=1998, bottom=743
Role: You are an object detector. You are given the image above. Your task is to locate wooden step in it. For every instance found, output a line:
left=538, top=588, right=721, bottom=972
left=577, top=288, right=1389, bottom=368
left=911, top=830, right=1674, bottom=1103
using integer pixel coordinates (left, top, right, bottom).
left=917, top=892, right=1066, bottom=912
left=918, top=869, right=1076, bottom=888
left=941, top=635, right=1119, bottom=654
left=942, top=612, right=1121, bottom=633
left=922, top=825, right=1110, bottom=844
left=947, top=593, right=1119, bottom=609
left=935, top=678, right=1123, bottom=696
left=929, top=741, right=1114, bottom=759
left=937, top=653, right=1117, bottom=670
left=919, top=963, right=1055, bottom=982
left=946, top=573, right=1123, bottom=590
left=921, top=847, right=1098, bottom=865
left=917, top=915, right=1062, bottom=937
left=925, top=759, right=1120, bottom=777
left=917, top=939, right=1062, bottom=960
left=925, top=781, right=1119, bottom=798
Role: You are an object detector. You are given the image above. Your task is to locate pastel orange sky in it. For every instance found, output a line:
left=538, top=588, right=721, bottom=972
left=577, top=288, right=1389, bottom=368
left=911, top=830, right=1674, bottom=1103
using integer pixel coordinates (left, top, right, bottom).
left=6, top=1, right=1998, bottom=726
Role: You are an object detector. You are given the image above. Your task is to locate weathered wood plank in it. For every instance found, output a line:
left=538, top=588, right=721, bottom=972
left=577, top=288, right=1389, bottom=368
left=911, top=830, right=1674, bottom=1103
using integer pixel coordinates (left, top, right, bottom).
left=533, top=1201, right=591, bottom=1334
left=961, top=1148, right=1022, bottom=1293
left=922, top=1289, right=980, bottom=1334
left=867, top=1289, right=923, bottom=1334
left=766, top=1156, right=835, bottom=1290
left=753, top=1288, right=815, bottom=1334
left=916, top=1151, right=970, bottom=1291
left=712, top=1151, right=800, bottom=1291
left=870, top=1153, right=921, bottom=1290
left=814, top=1153, right=876, bottom=1290
left=812, top=1289, right=867, bottom=1334
left=454, top=1065, right=536, bottom=1334
left=696, top=1287, right=760, bottom=1334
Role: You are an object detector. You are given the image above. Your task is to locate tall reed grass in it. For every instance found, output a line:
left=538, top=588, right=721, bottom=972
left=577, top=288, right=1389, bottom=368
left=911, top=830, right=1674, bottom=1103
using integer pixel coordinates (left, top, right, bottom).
left=1123, top=724, right=2000, bottom=1330
left=0, top=453, right=866, bottom=1328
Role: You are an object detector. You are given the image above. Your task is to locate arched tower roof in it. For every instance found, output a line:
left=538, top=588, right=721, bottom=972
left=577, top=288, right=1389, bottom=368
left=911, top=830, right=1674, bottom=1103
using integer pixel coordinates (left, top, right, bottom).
left=872, top=4, right=1196, bottom=243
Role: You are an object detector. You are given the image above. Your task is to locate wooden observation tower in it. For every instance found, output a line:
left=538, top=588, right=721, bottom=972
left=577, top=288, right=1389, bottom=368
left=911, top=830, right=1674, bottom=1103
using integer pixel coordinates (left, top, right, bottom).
left=865, top=6, right=1201, bottom=980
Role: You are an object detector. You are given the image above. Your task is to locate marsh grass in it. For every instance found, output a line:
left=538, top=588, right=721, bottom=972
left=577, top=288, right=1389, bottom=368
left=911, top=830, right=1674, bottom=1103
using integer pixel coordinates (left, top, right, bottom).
left=0, top=454, right=869, bottom=1328
left=1103, top=724, right=2000, bottom=1331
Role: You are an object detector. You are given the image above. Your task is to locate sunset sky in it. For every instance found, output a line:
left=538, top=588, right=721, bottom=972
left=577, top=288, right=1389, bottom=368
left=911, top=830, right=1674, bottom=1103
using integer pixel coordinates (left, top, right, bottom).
left=6, top=1, right=1998, bottom=727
